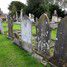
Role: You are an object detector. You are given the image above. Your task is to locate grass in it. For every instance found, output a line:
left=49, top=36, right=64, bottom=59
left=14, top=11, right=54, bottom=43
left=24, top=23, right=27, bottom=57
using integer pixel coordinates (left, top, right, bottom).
left=32, top=25, right=36, bottom=36
left=0, top=34, right=44, bottom=67
left=2, top=22, right=21, bottom=32
left=51, top=29, right=57, bottom=40
left=2, top=22, right=8, bottom=32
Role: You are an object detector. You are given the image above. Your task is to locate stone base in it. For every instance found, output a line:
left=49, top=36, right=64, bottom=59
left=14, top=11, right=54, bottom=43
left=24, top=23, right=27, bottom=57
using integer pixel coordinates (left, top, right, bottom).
left=32, top=52, right=43, bottom=62
left=22, top=42, right=32, bottom=53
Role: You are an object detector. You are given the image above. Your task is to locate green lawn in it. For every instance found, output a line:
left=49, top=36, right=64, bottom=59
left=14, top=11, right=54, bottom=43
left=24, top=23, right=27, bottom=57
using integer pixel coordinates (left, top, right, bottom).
left=32, top=25, right=36, bottom=36
left=0, top=34, right=44, bottom=67
left=13, top=23, right=21, bottom=31
left=2, top=22, right=21, bottom=32
left=3, top=22, right=8, bottom=32
left=51, top=29, right=57, bottom=40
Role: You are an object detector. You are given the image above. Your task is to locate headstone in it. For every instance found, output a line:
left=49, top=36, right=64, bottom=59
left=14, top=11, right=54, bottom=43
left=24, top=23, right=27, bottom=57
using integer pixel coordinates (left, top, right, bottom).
left=50, top=10, right=58, bottom=29
left=29, top=13, right=32, bottom=19
left=50, top=22, right=58, bottom=29
left=54, top=16, right=67, bottom=66
left=57, top=17, right=61, bottom=22
left=20, top=9, right=23, bottom=22
left=0, top=18, right=4, bottom=34
left=52, top=10, right=58, bottom=22
left=35, top=13, right=50, bottom=57
left=29, top=13, right=34, bottom=22
left=13, top=33, right=21, bottom=47
left=16, top=11, right=18, bottom=22
left=21, top=15, right=32, bottom=52
left=7, top=15, right=13, bottom=39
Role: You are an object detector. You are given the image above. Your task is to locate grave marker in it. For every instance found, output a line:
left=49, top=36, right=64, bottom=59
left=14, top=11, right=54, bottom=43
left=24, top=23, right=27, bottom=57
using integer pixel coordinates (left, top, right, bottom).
left=54, top=16, right=67, bottom=66
left=0, top=18, right=4, bottom=34
left=50, top=10, right=58, bottom=29
left=16, top=11, right=18, bottom=22
left=7, top=15, right=13, bottom=39
left=21, top=17, right=32, bottom=44
left=21, top=15, right=32, bottom=52
left=35, top=13, right=50, bottom=57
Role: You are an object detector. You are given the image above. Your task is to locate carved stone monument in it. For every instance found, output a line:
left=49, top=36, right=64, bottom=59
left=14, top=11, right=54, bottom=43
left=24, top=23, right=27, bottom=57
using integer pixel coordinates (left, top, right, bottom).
left=54, top=16, right=67, bottom=67
left=18, top=9, right=33, bottom=52
left=7, top=15, right=13, bottom=39
left=50, top=10, right=58, bottom=29
left=0, top=18, right=4, bottom=34
left=13, top=33, right=22, bottom=47
left=35, top=13, right=50, bottom=58
left=52, top=10, right=58, bottom=22
left=21, top=15, right=32, bottom=53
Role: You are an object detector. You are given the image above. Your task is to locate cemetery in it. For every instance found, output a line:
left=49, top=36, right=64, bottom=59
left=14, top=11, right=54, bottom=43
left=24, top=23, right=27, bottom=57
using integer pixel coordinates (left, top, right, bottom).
left=0, top=0, right=67, bottom=67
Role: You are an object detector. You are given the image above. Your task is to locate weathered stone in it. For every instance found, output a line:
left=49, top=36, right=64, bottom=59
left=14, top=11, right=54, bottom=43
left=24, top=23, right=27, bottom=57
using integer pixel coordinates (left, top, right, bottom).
left=54, top=16, right=67, bottom=65
left=21, top=15, right=33, bottom=53
left=7, top=15, right=13, bottom=39
left=0, top=18, right=4, bottom=34
left=13, top=33, right=22, bottom=47
left=35, top=13, right=50, bottom=57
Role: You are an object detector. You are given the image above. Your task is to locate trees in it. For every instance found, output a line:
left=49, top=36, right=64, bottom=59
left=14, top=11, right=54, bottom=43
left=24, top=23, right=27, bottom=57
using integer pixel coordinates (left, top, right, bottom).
left=49, top=4, right=65, bottom=18
left=8, top=1, right=26, bottom=17
left=26, top=0, right=46, bottom=18
left=25, top=0, right=65, bottom=18
left=8, top=0, right=65, bottom=19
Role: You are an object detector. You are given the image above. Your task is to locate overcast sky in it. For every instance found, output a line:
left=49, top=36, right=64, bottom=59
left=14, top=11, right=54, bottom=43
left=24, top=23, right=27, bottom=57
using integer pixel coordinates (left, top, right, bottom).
left=0, top=0, right=27, bottom=14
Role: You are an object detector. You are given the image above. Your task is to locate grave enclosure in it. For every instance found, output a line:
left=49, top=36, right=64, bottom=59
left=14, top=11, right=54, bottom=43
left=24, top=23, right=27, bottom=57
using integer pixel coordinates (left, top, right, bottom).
left=7, top=10, right=67, bottom=67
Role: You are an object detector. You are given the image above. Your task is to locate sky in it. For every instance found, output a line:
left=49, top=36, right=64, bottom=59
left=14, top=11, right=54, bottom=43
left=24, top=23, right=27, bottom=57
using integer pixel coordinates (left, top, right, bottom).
left=0, top=0, right=27, bottom=14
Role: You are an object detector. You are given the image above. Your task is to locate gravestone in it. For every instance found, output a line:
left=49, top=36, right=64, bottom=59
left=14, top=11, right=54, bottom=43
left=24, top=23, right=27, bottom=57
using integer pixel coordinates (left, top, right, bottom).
left=52, top=10, right=58, bottom=22
left=20, top=9, right=23, bottom=22
left=7, top=15, right=13, bottom=39
left=13, top=33, right=22, bottom=47
left=16, top=11, right=18, bottom=22
left=0, top=18, right=4, bottom=34
left=29, top=13, right=32, bottom=19
left=29, top=13, right=34, bottom=22
left=35, top=13, right=50, bottom=57
left=21, top=15, right=32, bottom=53
left=50, top=10, right=58, bottom=29
left=54, top=16, right=67, bottom=66
left=13, top=10, right=22, bottom=45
